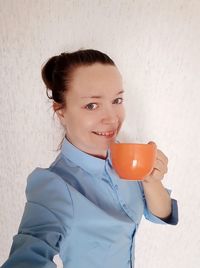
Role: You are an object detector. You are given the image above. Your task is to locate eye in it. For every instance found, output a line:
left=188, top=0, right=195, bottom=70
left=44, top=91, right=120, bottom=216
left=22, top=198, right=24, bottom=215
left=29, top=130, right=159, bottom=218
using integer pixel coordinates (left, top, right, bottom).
left=85, top=103, right=98, bottom=110
left=113, top=97, right=123, bottom=104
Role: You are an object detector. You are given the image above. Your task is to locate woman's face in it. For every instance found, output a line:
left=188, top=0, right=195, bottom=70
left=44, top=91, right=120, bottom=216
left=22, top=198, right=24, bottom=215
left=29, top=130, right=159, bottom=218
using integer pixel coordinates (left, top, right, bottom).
left=55, top=63, right=125, bottom=158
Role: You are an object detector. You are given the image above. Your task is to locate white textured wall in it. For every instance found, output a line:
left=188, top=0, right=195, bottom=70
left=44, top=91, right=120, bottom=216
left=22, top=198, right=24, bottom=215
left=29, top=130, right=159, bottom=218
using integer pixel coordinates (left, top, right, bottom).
left=0, top=1, right=200, bottom=267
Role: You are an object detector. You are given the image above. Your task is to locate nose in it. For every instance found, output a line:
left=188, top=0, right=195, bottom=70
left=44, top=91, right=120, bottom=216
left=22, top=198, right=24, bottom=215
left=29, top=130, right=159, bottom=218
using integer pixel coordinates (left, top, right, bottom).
left=101, top=107, right=118, bottom=125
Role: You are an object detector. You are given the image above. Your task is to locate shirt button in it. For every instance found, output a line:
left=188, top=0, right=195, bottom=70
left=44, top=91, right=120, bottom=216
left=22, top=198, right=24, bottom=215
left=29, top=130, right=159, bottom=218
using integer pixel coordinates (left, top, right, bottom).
left=114, top=185, right=118, bottom=190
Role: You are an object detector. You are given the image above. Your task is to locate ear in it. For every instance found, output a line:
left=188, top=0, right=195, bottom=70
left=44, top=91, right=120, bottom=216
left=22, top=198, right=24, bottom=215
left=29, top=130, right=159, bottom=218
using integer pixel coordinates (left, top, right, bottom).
left=53, top=102, right=66, bottom=126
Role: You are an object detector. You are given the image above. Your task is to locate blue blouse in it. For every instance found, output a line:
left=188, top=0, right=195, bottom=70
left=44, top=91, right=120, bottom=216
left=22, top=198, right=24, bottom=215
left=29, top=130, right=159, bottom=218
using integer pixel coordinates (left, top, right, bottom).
left=1, top=137, right=178, bottom=268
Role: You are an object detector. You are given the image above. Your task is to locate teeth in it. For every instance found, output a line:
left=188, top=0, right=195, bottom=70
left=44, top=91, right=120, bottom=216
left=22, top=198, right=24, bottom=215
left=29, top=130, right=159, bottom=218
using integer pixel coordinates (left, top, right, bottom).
left=94, top=131, right=115, bottom=136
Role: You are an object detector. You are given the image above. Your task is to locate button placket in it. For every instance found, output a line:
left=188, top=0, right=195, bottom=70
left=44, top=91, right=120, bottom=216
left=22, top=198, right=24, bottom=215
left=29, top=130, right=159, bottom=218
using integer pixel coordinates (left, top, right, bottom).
left=109, top=168, right=132, bottom=216
left=105, top=161, right=138, bottom=222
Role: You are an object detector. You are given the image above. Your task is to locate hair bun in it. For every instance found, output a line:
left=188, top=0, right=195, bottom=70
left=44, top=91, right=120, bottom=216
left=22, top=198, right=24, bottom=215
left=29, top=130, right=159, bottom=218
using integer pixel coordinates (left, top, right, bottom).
left=41, top=56, right=59, bottom=91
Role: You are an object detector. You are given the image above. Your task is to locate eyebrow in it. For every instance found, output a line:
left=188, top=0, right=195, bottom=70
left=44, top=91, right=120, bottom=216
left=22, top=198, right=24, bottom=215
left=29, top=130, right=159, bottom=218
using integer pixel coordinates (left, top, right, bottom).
left=81, top=90, right=124, bottom=99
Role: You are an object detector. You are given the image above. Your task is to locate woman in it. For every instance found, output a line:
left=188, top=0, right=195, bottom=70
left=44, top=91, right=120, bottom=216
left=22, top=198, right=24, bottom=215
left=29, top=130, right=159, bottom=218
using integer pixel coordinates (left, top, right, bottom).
left=2, top=49, right=178, bottom=268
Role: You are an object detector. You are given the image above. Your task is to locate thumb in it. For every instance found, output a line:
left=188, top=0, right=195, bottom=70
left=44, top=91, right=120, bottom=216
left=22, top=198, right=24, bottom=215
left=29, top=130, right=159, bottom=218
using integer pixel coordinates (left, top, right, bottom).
left=148, top=141, right=156, bottom=146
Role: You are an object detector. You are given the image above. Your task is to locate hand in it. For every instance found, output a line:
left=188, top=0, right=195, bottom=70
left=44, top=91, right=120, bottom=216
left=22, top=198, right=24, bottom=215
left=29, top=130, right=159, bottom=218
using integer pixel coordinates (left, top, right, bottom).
left=143, top=141, right=168, bottom=183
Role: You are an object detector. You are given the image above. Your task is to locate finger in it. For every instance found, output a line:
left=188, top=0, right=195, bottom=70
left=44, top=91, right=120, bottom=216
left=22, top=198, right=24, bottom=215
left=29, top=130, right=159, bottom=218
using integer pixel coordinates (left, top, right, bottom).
left=150, top=168, right=165, bottom=180
left=148, top=141, right=156, bottom=146
left=148, top=141, right=158, bottom=158
left=156, top=149, right=168, bottom=165
left=154, top=159, right=168, bottom=174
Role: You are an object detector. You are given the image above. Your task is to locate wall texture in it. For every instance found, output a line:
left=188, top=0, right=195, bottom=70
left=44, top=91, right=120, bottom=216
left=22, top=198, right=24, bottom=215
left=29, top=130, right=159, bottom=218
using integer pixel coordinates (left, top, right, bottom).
left=0, top=0, right=200, bottom=267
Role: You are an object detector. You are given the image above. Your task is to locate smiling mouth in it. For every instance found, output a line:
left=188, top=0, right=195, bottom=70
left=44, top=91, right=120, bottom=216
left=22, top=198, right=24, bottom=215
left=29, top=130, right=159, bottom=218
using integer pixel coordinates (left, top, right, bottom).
left=92, top=130, right=116, bottom=138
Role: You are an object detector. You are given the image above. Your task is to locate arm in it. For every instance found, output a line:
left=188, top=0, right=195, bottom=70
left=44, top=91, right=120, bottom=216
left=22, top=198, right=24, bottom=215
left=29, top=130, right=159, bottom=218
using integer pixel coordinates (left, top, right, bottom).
left=142, top=180, right=172, bottom=219
left=2, top=202, right=65, bottom=268
left=142, top=142, right=178, bottom=222
left=1, top=168, right=73, bottom=268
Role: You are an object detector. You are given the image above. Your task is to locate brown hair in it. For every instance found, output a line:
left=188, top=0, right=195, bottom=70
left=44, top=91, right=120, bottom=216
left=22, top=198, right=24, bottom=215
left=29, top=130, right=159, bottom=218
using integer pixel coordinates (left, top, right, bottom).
left=41, top=48, right=116, bottom=150
left=41, top=48, right=115, bottom=111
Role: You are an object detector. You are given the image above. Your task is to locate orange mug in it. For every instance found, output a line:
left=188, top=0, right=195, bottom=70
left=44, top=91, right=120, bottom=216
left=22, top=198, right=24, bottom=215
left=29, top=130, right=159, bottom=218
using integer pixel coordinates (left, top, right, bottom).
left=110, top=142, right=157, bottom=180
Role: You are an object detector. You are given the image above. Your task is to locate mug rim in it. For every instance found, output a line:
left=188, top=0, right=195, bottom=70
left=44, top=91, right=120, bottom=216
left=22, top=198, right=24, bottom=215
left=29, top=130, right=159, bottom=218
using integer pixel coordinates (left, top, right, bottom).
left=110, top=142, right=156, bottom=146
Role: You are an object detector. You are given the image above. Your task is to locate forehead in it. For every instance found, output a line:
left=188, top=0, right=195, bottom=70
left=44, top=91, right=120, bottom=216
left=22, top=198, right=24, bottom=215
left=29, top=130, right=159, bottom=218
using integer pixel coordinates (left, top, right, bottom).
left=69, top=63, right=123, bottom=96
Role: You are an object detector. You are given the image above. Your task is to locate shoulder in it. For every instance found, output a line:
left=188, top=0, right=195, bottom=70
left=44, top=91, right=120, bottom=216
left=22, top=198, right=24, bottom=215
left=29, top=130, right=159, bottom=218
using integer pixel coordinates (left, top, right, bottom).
left=26, top=167, right=73, bottom=219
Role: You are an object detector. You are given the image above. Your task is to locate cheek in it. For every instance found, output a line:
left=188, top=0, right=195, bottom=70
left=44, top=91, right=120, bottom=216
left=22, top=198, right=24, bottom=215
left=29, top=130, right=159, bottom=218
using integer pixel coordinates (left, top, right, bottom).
left=63, top=111, right=81, bottom=131
left=119, top=106, right=126, bottom=122
left=77, top=113, right=97, bottom=131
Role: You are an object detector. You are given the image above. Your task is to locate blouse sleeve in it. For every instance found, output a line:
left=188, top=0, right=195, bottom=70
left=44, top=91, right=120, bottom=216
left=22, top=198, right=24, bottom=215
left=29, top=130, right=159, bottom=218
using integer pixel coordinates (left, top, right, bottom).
left=1, top=168, right=73, bottom=268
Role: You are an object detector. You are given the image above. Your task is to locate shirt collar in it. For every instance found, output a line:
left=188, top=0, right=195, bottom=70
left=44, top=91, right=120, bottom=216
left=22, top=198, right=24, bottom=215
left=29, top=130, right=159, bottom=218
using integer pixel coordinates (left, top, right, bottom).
left=61, top=137, right=112, bottom=177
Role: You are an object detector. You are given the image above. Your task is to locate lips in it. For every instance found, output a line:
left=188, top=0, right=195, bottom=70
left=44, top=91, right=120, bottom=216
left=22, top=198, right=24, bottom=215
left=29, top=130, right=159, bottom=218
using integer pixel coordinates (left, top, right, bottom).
left=92, top=130, right=116, bottom=137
